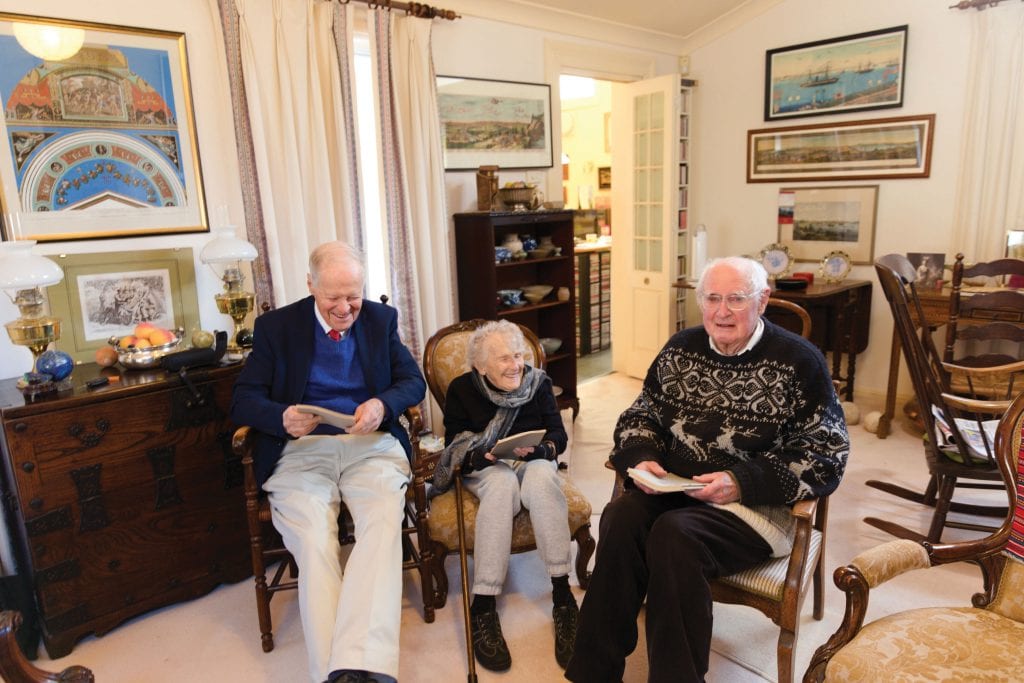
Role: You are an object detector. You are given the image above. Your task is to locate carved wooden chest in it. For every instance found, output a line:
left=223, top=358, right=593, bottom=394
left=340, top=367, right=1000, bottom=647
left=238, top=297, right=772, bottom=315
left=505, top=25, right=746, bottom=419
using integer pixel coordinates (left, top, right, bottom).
left=0, top=362, right=250, bottom=657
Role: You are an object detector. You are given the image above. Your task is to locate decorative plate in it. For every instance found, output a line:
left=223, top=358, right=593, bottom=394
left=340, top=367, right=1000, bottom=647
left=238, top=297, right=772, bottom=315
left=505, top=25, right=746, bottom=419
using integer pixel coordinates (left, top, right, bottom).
left=759, top=243, right=792, bottom=279
left=820, top=250, right=852, bottom=283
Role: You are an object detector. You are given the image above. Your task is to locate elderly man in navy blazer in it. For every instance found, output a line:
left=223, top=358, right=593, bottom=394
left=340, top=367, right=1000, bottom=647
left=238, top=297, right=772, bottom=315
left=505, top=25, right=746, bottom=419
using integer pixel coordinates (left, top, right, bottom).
left=232, top=241, right=425, bottom=683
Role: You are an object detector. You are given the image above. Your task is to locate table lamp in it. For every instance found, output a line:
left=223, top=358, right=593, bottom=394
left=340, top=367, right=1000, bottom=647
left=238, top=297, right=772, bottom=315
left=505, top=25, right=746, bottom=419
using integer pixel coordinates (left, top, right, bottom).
left=0, top=241, right=65, bottom=395
left=200, top=228, right=257, bottom=359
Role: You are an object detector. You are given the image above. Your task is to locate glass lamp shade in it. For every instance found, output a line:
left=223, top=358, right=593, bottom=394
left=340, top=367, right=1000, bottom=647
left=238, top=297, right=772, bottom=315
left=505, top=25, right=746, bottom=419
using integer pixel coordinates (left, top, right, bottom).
left=0, top=241, right=64, bottom=388
left=0, top=241, right=64, bottom=292
left=12, top=22, right=85, bottom=62
left=201, top=229, right=258, bottom=289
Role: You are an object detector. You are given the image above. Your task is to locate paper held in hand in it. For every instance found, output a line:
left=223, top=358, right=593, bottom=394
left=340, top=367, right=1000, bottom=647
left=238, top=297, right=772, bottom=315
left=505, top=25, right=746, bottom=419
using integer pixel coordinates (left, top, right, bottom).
left=626, top=468, right=707, bottom=493
left=296, top=404, right=356, bottom=430
left=491, top=429, right=546, bottom=458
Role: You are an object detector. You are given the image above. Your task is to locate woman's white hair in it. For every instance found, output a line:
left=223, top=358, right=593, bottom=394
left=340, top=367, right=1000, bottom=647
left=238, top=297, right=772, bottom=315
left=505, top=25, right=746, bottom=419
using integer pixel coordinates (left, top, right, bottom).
left=468, top=320, right=527, bottom=369
left=695, top=256, right=769, bottom=298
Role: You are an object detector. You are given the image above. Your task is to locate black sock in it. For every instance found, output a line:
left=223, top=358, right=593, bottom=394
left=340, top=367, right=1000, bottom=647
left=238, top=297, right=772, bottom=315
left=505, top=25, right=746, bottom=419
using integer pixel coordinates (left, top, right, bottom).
left=551, top=574, right=574, bottom=607
left=471, top=594, right=496, bottom=615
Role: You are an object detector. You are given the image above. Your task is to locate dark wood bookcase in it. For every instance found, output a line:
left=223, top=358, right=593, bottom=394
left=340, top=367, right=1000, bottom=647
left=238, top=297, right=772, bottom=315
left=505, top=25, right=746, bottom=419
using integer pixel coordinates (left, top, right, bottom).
left=453, top=210, right=579, bottom=415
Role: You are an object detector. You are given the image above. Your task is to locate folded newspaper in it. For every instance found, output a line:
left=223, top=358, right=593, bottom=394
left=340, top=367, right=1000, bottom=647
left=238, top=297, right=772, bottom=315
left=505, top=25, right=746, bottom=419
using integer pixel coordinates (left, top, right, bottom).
left=626, top=467, right=707, bottom=493
left=296, top=404, right=355, bottom=430
left=931, top=405, right=999, bottom=460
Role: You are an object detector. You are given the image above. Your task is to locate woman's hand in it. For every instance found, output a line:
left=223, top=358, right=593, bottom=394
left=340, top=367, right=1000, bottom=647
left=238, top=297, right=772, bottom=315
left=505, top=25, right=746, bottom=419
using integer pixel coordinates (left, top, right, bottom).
left=464, top=449, right=496, bottom=472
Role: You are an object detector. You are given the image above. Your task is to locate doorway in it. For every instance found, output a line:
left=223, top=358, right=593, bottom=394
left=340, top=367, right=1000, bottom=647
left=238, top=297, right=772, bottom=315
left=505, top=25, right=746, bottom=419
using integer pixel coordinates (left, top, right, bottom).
left=560, top=74, right=613, bottom=382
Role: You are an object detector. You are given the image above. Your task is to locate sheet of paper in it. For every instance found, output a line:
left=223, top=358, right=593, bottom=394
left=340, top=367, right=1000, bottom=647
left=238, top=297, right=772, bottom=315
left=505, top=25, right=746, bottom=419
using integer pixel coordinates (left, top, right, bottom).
left=295, top=404, right=356, bottom=430
left=626, top=467, right=707, bottom=493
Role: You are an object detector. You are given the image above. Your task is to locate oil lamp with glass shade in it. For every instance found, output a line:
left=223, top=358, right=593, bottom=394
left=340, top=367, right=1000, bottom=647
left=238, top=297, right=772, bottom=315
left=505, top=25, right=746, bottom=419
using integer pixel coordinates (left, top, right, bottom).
left=0, top=241, right=65, bottom=396
left=201, top=228, right=258, bottom=359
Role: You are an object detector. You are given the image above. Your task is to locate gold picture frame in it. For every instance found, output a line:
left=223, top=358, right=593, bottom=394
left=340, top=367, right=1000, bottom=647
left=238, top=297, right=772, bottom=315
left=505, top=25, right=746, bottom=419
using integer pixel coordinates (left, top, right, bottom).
left=0, top=12, right=209, bottom=241
left=45, top=248, right=199, bottom=364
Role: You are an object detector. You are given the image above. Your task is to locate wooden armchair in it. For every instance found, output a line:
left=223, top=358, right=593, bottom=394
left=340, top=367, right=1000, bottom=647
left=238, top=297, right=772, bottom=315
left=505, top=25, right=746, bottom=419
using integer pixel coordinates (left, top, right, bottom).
left=0, top=612, right=92, bottom=683
left=804, top=388, right=1024, bottom=682
left=868, top=254, right=1016, bottom=543
left=411, top=319, right=595, bottom=611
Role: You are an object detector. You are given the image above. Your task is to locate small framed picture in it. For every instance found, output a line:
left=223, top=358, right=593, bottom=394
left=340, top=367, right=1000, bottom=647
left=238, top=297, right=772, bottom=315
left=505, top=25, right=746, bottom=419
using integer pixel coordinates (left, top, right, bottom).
left=907, top=252, right=945, bottom=290
left=597, top=166, right=611, bottom=189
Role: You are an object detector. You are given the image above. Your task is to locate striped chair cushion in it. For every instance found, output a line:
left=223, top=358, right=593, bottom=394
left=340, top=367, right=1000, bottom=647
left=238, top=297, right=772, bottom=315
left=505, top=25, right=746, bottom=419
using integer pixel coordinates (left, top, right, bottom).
left=716, top=528, right=822, bottom=600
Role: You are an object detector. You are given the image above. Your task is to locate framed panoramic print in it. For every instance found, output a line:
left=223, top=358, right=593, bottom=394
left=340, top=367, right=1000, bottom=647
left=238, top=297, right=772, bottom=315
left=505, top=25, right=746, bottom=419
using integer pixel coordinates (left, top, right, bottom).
left=0, top=13, right=208, bottom=242
left=748, top=114, right=934, bottom=183
left=777, top=185, right=878, bottom=264
left=436, top=75, right=553, bottom=171
left=45, top=248, right=199, bottom=363
left=765, top=25, right=908, bottom=121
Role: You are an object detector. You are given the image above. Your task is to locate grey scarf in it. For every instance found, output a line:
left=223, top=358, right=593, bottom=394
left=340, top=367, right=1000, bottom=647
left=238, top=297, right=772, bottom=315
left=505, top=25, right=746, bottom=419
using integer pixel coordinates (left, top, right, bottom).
left=432, top=366, right=548, bottom=493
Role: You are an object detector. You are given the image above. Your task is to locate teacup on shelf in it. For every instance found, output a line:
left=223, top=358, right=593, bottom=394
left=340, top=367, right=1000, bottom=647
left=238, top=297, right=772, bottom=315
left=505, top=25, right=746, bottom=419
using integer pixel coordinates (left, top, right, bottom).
left=497, top=288, right=524, bottom=307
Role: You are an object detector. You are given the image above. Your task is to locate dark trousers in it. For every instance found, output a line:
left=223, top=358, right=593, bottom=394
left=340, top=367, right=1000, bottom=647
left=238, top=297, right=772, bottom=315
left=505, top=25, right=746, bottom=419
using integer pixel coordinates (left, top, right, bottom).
left=564, top=489, right=772, bottom=683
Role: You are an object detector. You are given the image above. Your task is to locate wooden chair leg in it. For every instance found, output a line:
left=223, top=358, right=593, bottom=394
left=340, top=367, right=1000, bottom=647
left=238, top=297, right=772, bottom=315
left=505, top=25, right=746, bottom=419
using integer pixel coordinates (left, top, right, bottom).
left=573, top=524, right=596, bottom=589
left=776, top=626, right=796, bottom=683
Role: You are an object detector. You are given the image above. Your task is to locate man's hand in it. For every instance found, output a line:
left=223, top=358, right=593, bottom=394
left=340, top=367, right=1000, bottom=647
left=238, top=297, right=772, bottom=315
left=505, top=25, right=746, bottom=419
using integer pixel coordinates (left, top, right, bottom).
left=283, top=405, right=319, bottom=438
left=630, top=460, right=669, bottom=495
left=687, top=471, right=741, bottom=504
left=349, top=397, right=385, bottom=434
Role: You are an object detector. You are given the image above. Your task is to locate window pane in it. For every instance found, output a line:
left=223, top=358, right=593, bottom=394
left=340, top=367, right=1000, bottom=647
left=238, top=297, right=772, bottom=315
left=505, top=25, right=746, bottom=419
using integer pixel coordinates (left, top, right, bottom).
left=636, top=132, right=648, bottom=166
left=635, top=94, right=649, bottom=131
left=651, top=92, right=664, bottom=129
left=634, top=204, right=647, bottom=237
left=635, top=169, right=648, bottom=202
left=650, top=204, right=663, bottom=235
left=649, top=239, right=663, bottom=272
left=634, top=238, right=647, bottom=270
left=650, top=168, right=663, bottom=202
left=650, top=130, right=664, bottom=166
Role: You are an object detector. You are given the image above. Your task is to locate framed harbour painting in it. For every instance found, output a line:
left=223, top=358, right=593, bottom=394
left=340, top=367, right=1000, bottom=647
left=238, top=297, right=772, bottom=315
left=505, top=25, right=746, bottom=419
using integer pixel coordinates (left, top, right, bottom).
left=777, top=185, right=878, bottom=264
left=436, top=75, right=553, bottom=171
left=0, top=13, right=209, bottom=242
left=765, top=25, right=908, bottom=121
left=747, top=114, right=934, bottom=183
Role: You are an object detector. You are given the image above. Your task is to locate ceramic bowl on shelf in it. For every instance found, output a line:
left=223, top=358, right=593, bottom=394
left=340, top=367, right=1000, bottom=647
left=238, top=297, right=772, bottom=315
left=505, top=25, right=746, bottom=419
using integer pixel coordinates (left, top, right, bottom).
left=521, top=284, right=553, bottom=304
left=539, top=337, right=562, bottom=356
left=527, top=248, right=552, bottom=260
left=496, top=288, right=524, bottom=307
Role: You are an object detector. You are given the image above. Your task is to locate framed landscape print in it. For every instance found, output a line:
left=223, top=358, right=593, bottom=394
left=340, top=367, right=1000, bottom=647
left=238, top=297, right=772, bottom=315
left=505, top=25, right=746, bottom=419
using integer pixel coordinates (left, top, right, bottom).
left=765, top=25, right=908, bottom=121
left=436, top=75, right=553, bottom=171
left=748, top=114, right=934, bottom=183
left=0, top=13, right=209, bottom=242
left=777, top=185, right=878, bottom=264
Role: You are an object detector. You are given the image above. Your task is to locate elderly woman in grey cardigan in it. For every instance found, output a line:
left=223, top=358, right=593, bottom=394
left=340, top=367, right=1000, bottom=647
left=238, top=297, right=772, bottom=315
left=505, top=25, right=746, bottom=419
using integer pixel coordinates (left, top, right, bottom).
left=434, top=320, right=576, bottom=673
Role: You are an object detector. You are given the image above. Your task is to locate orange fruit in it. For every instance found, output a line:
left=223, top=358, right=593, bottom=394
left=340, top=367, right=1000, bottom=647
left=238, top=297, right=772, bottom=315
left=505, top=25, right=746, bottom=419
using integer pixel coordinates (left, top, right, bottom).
left=95, top=346, right=119, bottom=367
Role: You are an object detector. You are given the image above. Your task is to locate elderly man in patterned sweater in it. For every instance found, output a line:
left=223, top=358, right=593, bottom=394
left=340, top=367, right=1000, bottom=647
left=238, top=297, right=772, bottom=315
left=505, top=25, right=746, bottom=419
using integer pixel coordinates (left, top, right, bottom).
left=565, top=256, right=849, bottom=683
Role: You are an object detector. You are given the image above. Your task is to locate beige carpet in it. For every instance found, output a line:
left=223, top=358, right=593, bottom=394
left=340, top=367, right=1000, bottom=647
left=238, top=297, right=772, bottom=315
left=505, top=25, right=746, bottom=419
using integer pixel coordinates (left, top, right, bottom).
left=33, top=373, right=1005, bottom=682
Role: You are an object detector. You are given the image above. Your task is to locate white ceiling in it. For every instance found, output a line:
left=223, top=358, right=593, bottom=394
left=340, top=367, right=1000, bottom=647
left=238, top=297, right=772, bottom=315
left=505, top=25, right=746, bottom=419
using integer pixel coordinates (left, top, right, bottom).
left=441, top=0, right=784, bottom=55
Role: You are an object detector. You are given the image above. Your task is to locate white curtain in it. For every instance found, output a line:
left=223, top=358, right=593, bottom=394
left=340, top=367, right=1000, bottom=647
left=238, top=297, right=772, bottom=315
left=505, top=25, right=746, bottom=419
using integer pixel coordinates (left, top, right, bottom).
left=950, top=6, right=1024, bottom=261
left=233, top=0, right=360, bottom=303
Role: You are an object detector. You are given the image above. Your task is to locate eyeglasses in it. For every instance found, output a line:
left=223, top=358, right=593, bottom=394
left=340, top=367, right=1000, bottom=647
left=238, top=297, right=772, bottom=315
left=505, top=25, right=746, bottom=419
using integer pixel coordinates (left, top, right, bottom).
left=699, top=291, right=758, bottom=312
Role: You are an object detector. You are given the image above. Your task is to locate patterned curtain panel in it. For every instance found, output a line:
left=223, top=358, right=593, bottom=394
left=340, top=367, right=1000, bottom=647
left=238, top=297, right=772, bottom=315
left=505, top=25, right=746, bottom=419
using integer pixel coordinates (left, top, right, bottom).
left=951, top=6, right=1024, bottom=261
left=216, top=0, right=362, bottom=305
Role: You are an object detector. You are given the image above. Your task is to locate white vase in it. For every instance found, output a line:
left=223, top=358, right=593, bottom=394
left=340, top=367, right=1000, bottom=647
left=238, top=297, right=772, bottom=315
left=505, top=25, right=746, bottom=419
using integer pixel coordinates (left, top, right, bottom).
left=502, top=233, right=523, bottom=253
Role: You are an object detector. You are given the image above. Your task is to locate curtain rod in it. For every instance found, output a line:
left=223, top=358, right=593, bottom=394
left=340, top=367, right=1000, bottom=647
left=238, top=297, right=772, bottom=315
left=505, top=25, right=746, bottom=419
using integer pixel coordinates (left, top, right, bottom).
left=339, top=0, right=460, bottom=21
left=950, top=0, right=1021, bottom=9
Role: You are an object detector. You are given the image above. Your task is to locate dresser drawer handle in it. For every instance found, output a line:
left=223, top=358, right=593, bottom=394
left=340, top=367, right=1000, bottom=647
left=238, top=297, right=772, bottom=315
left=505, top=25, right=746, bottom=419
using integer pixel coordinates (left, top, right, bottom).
left=29, top=497, right=43, bottom=510
left=13, top=422, right=27, bottom=433
left=21, top=462, right=35, bottom=473
left=67, top=419, right=110, bottom=448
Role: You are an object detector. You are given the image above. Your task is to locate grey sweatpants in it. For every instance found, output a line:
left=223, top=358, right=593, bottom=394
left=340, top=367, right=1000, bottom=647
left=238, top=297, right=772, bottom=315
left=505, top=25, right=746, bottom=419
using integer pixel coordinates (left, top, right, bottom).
left=462, top=458, right=571, bottom=594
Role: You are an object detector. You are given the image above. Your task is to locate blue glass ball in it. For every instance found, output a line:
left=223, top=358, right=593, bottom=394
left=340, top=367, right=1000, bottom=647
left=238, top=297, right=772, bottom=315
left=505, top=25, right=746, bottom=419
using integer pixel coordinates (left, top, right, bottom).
left=37, top=349, right=74, bottom=380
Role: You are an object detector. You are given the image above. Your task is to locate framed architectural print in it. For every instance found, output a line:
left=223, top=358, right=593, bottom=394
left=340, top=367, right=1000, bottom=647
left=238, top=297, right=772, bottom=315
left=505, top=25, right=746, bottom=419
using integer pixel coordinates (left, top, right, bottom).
left=748, top=114, right=934, bottom=182
left=778, top=185, right=878, bottom=264
left=765, top=25, right=908, bottom=121
left=0, top=13, right=209, bottom=242
left=436, top=75, right=553, bottom=171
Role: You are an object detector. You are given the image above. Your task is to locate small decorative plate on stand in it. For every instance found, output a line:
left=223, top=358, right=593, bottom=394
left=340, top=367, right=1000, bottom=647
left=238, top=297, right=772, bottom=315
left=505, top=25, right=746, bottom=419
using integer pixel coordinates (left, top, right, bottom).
left=759, top=243, right=792, bottom=279
left=820, top=250, right=852, bottom=283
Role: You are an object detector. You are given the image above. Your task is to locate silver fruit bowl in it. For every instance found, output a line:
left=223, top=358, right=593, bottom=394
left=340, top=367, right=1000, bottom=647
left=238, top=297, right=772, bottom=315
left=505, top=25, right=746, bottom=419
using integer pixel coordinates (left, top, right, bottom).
left=107, top=329, right=185, bottom=369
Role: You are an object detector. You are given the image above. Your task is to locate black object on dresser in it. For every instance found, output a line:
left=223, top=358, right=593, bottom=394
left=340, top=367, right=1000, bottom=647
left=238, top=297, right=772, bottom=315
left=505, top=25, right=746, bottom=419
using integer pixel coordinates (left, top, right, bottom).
left=453, top=210, right=579, bottom=416
left=0, top=362, right=250, bottom=658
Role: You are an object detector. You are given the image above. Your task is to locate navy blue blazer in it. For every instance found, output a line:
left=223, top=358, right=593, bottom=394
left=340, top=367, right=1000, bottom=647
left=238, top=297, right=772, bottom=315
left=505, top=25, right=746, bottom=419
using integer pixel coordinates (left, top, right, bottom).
left=230, top=296, right=426, bottom=488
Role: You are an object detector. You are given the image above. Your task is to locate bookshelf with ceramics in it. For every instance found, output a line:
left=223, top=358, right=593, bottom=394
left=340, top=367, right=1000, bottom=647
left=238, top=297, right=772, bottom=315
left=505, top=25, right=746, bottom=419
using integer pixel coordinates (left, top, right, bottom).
left=453, top=210, right=578, bottom=415
left=676, top=79, right=695, bottom=332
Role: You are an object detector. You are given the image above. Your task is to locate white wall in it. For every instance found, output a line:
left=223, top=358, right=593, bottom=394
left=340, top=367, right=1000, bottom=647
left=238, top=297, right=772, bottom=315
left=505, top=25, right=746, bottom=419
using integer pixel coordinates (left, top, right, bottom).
left=0, top=0, right=245, bottom=380
left=689, top=0, right=976, bottom=401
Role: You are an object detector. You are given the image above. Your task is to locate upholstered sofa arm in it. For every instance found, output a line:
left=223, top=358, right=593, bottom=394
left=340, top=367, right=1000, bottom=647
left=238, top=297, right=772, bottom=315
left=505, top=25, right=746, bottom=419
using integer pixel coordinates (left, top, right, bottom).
left=849, top=539, right=931, bottom=588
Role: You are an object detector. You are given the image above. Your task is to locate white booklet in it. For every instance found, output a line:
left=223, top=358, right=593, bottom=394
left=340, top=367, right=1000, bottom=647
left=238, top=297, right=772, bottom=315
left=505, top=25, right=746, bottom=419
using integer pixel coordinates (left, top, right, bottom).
left=627, top=467, right=707, bottom=492
left=296, top=404, right=356, bottom=430
left=491, top=429, right=547, bottom=458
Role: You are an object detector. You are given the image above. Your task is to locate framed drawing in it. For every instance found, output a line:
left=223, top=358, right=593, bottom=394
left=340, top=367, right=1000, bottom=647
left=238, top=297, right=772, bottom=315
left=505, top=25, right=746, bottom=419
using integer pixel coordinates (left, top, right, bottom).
left=778, top=185, right=878, bottom=264
left=0, top=13, right=208, bottom=242
left=765, top=25, right=908, bottom=121
left=436, top=75, right=553, bottom=171
left=45, top=248, right=199, bottom=363
left=748, top=114, right=934, bottom=183
left=597, top=166, right=611, bottom=189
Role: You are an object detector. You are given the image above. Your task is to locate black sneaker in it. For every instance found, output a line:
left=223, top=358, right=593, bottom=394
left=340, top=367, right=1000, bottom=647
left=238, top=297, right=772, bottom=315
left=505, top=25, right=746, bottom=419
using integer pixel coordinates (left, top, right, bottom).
left=553, top=600, right=579, bottom=669
left=470, top=608, right=512, bottom=672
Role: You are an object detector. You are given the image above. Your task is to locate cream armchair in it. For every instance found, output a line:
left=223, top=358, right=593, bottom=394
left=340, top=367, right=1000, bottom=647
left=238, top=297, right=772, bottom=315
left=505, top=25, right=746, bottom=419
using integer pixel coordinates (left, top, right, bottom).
left=804, top=388, right=1024, bottom=682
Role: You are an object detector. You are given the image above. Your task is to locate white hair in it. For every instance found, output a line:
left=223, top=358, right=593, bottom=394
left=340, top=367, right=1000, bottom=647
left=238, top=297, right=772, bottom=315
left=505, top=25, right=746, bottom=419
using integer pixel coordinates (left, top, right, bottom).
left=467, top=320, right=526, bottom=368
left=695, top=256, right=769, bottom=298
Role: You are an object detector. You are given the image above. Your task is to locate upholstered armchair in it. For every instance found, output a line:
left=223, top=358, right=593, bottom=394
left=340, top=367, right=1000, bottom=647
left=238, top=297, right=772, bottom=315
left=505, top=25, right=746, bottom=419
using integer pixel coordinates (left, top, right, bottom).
left=804, top=389, right=1024, bottom=682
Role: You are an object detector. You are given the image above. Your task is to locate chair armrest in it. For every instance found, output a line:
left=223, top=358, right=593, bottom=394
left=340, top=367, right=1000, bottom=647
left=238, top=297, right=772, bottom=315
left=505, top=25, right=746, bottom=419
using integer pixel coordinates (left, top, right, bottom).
left=0, top=611, right=94, bottom=682
left=848, top=539, right=930, bottom=588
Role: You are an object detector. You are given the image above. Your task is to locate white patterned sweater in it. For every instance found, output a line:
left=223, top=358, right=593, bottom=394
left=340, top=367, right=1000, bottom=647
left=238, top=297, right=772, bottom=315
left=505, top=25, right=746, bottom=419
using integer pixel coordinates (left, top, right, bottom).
left=611, top=321, right=849, bottom=557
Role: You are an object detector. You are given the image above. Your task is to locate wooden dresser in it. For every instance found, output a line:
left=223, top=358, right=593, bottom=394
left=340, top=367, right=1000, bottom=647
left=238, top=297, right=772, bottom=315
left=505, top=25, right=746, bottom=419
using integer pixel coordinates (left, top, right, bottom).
left=0, top=362, right=250, bottom=657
